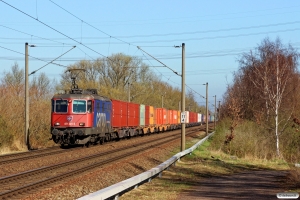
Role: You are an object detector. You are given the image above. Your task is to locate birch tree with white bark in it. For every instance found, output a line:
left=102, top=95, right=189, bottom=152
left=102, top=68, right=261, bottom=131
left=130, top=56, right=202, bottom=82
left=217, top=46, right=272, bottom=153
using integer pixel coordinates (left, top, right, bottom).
left=238, top=38, right=299, bottom=157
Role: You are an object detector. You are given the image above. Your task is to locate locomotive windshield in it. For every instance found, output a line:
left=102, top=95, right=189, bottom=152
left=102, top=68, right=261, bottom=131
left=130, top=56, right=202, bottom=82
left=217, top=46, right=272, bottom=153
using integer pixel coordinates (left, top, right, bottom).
left=73, top=100, right=87, bottom=113
left=54, top=99, right=68, bottom=113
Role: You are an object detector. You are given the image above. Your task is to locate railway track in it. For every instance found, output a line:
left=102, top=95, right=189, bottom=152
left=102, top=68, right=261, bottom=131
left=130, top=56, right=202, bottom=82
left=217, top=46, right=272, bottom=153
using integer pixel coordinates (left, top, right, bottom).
left=0, top=124, right=211, bottom=165
left=0, top=146, right=69, bottom=165
left=0, top=125, right=211, bottom=199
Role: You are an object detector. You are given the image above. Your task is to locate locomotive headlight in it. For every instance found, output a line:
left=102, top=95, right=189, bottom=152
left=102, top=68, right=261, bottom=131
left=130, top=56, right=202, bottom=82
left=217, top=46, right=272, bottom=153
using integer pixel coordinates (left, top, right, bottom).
left=79, top=122, right=85, bottom=126
left=54, top=122, right=60, bottom=126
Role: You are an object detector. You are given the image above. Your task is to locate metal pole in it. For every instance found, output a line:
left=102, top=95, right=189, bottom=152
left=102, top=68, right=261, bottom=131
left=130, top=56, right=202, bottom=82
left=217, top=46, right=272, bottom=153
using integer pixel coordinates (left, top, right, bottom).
left=218, top=100, right=221, bottom=120
left=181, top=43, right=185, bottom=151
left=214, top=95, right=216, bottom=130
left=25, top=43, right=29, bottom=150
left=162, top=95, right=163, bottom=108
left=206, top=82, right=208, bottom=136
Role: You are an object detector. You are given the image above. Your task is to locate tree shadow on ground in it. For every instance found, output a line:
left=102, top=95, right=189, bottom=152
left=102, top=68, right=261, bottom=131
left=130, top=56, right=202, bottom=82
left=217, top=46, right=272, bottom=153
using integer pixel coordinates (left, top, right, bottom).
left=157, top=157, right=292, bottom=199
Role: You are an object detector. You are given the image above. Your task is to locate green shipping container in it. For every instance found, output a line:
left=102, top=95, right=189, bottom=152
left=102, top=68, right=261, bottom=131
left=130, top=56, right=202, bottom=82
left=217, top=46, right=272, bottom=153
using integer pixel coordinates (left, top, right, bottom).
left=140, top=104, right=145, bottom=126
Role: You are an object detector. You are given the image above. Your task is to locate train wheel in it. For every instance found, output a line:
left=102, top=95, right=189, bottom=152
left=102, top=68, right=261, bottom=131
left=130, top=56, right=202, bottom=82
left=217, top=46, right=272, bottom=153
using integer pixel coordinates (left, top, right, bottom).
left=105, top=134, right=111, bottom=142
left=99, top=137, right=104, bottom=145
left=85, top=142, right=90, bottom=148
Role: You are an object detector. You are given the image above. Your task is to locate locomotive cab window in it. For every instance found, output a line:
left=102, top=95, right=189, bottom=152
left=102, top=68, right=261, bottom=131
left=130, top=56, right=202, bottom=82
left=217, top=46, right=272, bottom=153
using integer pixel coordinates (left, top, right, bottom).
left=54, top=99, right=68, bottom=113
left=73, top=100, right=87, bottom=113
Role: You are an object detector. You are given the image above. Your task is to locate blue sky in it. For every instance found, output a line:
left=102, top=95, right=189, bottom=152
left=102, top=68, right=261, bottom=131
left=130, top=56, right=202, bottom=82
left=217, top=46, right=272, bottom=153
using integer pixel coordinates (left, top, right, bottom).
left=1, top=1, right=300, bottom=109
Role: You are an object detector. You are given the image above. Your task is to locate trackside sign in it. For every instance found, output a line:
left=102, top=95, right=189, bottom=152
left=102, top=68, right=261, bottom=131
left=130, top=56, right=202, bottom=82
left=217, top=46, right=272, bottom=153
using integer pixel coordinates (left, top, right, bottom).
left=180, top=112, right=186, bottom=123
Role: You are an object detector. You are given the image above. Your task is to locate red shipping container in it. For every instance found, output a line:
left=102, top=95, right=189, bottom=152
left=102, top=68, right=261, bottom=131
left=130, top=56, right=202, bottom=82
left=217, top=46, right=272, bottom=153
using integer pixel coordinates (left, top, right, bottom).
left=156, top=108, right=167, bottom=125
left=127, top=102, right=139, bottom=127
left=193, top=112, right=198, bottom=123
left=111, top=99, right=128, bottom=128
left=189, top=112, right=197, bottom=123
left=156, top=108, right=162, bottom=125
left=193, top=112, right=197, bottom=123
left=163, top=108, right=169, bottom=124
left=168, top=110, right=178, bottom=124
left=168, top=110, right=172, bottom=125
left=172, top=110, right=178, bottom=124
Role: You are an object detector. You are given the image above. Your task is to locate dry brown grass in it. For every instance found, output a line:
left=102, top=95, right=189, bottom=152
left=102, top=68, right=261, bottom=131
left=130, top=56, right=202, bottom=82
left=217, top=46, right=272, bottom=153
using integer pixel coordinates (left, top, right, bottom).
left=285, top=166, right=300, bottom=192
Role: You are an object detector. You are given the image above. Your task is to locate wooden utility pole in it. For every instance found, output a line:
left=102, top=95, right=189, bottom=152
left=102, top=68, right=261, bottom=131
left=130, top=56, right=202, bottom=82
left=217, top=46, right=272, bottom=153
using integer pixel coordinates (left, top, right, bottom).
left=25, top=43, right=29, bottom=150
left=205, top=83, right=208, bottom=136
left=181, top=43, right=186, bottom=151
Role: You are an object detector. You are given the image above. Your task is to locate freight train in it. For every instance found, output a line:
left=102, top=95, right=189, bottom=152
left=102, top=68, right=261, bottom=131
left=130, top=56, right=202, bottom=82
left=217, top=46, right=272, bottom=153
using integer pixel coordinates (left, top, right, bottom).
left=50, top=79, right=212, bottom=146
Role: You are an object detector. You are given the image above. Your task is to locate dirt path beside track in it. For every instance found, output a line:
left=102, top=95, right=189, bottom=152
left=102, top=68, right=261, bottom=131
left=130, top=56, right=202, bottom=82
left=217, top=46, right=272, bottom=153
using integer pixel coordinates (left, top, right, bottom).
left=176, top=170, right=290, bottom=200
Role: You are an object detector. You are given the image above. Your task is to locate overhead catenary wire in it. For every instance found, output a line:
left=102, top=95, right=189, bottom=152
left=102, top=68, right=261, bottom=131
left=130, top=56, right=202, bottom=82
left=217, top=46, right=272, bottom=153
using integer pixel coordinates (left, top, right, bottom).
left=94, top=20, right=300, bottom=39
left=0, top=45, right=68, bottom=67
left=138, top=49, right=182, bottom=89
left=96, top=5, right=300, bottom=26
left=137, top=46, right=180, bottom=76
left=0, top=0, right=145, bottom=79
left=0, top=24, right=74, bottom=46
left=2, top=19, right=300, bottom=44
left=0, top=0, right=111, bottom=62
left=111, top=28, right=300, bottom=44
left=2, top=25, right=296, bottom=45
left=29, top=46, right=76, bottom=76
left=49, top=0, right=133, bottom=47
left=1, top=0, right=161, bottom=73
left=137, top=46, right=206, bottom=100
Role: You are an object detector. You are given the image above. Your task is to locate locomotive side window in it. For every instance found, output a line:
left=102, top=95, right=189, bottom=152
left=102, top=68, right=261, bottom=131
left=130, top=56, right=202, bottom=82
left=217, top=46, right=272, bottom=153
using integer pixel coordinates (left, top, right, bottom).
left=73, top=100, right=86, bottom=113
left=55, top=99, right=68, bottom=113
left=87, top=100, right=92, bottom=113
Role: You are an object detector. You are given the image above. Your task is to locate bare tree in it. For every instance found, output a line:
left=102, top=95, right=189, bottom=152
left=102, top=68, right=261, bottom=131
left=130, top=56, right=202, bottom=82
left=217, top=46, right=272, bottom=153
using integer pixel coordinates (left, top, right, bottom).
left=223, top=86, right=242, bottom=147
left=2, top=63, right=24, bottom=97
left=30, top=73, right=52, bottom=100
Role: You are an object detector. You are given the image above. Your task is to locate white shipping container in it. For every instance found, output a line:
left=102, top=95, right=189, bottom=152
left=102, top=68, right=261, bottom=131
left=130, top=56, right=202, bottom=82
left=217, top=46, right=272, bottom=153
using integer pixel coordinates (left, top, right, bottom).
left=198, top=113, right=202, bottom=123
left=185, top=111, right=189, bottom=123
